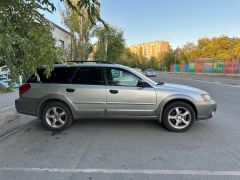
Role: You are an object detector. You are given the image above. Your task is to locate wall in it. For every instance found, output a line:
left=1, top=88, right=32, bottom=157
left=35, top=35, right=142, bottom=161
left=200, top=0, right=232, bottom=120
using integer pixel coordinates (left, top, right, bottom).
left=170, top=59, right=240, bottom=74
left=50, top=21, right=71, bottom=51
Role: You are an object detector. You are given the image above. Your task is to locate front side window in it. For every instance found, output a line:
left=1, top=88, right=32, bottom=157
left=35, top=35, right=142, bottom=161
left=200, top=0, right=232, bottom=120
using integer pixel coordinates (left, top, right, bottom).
left=106, top=68, right=140, bottom=86
left=72, top=67, right=104, bottom=85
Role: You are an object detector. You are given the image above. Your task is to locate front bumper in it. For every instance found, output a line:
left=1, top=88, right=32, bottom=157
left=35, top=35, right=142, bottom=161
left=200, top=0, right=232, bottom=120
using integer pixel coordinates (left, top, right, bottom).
left=195, top=100, right=217, bottom=120
left=15, top=98, right=38, bottom=116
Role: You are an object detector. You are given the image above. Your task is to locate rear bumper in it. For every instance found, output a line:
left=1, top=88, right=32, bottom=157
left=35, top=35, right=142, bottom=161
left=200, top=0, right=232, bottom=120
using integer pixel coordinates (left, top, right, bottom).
left=15, top=98, right=38, bottom=116
left=146, top=74, right=157, bottom=77
left=195, top=100, right=217, bottom=120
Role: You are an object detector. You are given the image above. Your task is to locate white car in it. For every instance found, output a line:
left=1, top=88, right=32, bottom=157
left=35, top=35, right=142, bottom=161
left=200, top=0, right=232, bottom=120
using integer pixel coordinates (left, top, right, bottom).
left=145, top=69, right=157, bottom=77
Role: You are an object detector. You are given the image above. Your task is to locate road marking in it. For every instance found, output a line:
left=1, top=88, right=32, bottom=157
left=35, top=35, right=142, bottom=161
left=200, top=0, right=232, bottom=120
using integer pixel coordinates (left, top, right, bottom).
left=0, top=105, right=15, bottom=112
left=0, top=168, right=240, bottom=176
left=167, top=76, right=240, bottom=88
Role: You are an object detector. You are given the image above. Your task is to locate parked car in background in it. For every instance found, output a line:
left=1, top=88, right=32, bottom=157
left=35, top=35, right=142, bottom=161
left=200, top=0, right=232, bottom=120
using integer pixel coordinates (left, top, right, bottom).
left=145, top=69, right=157, bottom=77
left=15, top=61, right=217, bottom=132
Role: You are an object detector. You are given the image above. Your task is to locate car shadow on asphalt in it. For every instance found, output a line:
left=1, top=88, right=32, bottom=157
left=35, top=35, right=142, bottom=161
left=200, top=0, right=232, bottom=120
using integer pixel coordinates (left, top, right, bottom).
left=23, top=117, right=210, bottom=137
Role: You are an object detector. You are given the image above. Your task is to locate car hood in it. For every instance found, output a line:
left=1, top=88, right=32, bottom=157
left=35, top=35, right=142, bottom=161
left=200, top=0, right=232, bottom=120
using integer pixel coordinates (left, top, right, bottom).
left=156, top=83, right=207, bottom=94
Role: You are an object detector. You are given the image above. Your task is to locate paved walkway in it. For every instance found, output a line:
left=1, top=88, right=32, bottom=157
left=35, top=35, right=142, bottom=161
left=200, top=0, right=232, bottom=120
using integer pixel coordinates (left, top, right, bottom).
left=0, top=91, right=18, bottom=110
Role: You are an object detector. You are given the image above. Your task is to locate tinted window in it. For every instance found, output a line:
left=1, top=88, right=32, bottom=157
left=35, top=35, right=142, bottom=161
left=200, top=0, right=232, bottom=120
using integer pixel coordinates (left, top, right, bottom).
left=106, top=68, right=140, bottom=86
left=27, top=67, right=77, bottom=84
left=72, top=67, right=104, bottom=85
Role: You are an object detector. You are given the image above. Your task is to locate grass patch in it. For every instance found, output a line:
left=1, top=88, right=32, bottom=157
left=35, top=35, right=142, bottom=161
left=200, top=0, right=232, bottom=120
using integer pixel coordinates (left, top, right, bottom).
left=0, top=87, right=14, bottom=93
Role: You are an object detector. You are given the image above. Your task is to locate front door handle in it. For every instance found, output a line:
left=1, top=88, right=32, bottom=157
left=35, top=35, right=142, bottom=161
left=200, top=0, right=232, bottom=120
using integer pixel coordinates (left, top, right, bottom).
left=109, top=89, right=118, bottom=94
left=66, top=88, right=75, bottom=92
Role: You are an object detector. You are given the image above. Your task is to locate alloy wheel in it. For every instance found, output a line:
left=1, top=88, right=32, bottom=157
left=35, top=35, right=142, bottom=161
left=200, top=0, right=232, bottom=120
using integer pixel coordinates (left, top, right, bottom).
left=168, top=107, right=191, bottom=129
left=45, top=106, right=67, bottom=128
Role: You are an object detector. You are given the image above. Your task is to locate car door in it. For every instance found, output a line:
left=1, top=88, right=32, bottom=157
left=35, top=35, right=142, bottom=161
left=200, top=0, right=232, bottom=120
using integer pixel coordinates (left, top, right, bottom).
left=65, top=66, right=106, bottom=118
left=105, top=67, right=157, bottom=117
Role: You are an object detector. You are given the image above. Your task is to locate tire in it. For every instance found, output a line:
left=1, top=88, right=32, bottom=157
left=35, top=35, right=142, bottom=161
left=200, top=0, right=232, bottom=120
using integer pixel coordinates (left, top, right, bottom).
left=41, top=101, right=73, bottom=131
left=162, top=101, right=195, bottom=132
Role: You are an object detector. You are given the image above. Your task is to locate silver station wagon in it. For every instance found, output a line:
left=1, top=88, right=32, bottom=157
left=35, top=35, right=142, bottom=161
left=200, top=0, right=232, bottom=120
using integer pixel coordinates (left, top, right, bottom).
left=15, top=61, right=217, bottom=132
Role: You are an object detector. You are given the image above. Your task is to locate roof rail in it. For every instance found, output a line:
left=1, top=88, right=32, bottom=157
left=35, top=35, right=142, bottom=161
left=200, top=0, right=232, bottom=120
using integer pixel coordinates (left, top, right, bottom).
left=67, top=61, right=113, bottom=64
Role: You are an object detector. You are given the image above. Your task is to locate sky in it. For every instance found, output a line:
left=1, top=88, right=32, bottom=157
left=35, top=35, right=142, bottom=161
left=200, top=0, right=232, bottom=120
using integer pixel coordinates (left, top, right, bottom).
left=43, top=0, right=240, bottom=49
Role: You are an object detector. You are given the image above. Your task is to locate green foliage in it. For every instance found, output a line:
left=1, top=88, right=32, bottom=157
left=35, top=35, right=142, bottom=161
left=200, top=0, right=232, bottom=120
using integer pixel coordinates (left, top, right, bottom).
left=61, top=0, right=95, bottom=61
left=146, top=57, right=160, bottom=70
left=0, top=0, right=105, bottom=83
left=194, top=36, right=240, bottom=59
left=162, top=49, right=176, bottom=70
left=116, top=48, right=144, bottom=68
left=94, top=25, right=125, bottom=61
left=0, top=0, right=63, bottom=82
left=163, top=36, right=240, bottom=70
left=62, top=0, right=106, bottom=26
left=0, top=87, right=14, bottom=93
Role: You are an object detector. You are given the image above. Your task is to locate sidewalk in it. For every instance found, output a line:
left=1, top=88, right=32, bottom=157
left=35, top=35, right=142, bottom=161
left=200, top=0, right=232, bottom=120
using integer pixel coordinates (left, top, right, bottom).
left=0, top=108, right=34, bottom=138
left=165, top=72, right=240, bottom=86
left=0, top=90, right=18, bottom=109
left=0, top=90, right=34, bottom=138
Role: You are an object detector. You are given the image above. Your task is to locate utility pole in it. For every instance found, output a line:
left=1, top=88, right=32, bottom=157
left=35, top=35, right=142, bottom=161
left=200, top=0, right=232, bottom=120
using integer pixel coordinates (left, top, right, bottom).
left=175, top=54, right=177, bottom=65
left=231, top=37, right=235, bottom=78
left=174, top=54, right=177, bottom=72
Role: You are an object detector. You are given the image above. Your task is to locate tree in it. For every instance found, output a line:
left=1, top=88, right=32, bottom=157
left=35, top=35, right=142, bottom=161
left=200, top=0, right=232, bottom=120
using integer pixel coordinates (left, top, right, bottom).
left=0, top=0, right=104, bottom=83
left=30, top=0, right=105, bottom=26
left=61, top=0, right=95, bottom=61
left=162, top=49, right=175, bottom=70
left=171, top=36, right=240, bottom=62
left=0, top=0, right=63, bottom=83
left=174, top=48, right=188, bottom=64
left=146, top=57, right=160, bottom=70
left=94, top=25, right=125, bottom=62
left=116, top=48, right=146, bottom=68
left=181, top=42, right=197, bottom=60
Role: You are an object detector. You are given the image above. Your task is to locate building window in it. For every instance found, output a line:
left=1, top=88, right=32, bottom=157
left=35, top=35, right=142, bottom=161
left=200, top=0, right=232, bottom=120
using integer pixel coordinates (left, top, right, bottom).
left=57, top=40, right=65, bottom=49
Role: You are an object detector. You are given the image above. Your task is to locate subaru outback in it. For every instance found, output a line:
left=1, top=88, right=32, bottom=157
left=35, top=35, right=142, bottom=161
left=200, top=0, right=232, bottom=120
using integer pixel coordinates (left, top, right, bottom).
left=15, top=61, right=217, bottom=132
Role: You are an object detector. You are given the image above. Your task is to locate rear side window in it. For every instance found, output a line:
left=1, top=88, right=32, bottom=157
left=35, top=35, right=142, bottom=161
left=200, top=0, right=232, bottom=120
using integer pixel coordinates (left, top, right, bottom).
left=72, top=67, right=104, bottom=85
left=27, top=67, right=77, bottom=84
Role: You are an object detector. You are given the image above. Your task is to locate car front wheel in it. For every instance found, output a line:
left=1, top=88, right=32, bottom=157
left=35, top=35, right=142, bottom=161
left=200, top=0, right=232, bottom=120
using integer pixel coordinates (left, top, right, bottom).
left=162, top=101, right=195, bottom=132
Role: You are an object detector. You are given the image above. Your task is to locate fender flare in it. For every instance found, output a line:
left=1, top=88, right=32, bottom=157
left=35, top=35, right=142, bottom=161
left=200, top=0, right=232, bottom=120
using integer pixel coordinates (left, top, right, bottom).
left=156, top=94, right=197, bottom=122
left=36, top=94, right=77, bottom=119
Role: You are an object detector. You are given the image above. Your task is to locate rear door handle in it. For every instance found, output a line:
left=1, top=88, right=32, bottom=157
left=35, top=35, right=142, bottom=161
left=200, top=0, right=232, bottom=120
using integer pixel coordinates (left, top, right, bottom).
left=109, top=89, right=118, bottom=94
left=66, top=88, right=75, bottom=92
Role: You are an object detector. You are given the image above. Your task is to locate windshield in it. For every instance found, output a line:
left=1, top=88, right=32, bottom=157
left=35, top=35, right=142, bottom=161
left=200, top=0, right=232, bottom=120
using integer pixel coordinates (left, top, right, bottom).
left=146, top=69, right=155, bottom=71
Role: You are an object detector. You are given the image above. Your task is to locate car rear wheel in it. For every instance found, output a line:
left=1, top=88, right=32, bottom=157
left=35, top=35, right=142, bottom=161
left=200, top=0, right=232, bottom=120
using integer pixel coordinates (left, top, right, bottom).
left=162, top=101, right=195, bottom=132
left=41, top=101, right=73, bottom=131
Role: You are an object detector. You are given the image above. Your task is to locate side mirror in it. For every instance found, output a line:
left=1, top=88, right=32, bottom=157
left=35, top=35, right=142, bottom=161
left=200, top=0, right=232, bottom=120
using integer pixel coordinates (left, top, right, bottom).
left=137, top=79, right=149, bottom=87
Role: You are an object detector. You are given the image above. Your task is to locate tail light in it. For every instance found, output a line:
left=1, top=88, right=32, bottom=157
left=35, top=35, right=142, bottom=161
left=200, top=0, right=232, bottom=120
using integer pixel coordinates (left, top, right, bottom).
left=19, top=83, right=31, bottom=96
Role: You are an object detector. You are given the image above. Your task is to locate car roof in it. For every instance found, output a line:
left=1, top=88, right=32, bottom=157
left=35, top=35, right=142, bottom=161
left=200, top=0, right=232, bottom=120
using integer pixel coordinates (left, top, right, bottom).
left=53, top=62, right=124, bottom=68
left=52, top=62, right=145, bottom=73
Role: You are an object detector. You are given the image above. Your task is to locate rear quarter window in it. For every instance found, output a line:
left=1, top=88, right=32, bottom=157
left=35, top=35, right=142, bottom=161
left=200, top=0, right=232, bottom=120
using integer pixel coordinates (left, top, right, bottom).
left=27, top=67, right=77, bottom=84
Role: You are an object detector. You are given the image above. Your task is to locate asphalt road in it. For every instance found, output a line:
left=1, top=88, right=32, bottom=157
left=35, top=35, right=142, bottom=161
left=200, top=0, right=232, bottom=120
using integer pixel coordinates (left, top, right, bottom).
left=0, top=74, right=240, bottom=180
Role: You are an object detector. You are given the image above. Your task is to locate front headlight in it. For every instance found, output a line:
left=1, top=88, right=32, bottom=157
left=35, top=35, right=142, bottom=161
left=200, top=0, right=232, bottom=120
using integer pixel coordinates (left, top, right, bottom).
left=201, top=94, right=211, bottom=101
